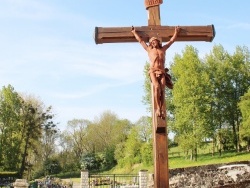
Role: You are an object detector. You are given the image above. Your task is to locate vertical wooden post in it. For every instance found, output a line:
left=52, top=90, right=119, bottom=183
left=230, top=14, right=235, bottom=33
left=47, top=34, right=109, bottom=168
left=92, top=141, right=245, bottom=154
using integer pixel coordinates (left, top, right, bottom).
left=147, top=6, right=161, bottom=26
left=147, top=2, right=169, bottom=187
left=151, top=86, right=169, bottom=188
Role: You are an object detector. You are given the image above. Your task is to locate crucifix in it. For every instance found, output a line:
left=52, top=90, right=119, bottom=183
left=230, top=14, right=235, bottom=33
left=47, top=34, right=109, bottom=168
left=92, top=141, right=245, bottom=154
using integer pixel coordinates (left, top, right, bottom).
left=94, top=1, right=215, bottom=187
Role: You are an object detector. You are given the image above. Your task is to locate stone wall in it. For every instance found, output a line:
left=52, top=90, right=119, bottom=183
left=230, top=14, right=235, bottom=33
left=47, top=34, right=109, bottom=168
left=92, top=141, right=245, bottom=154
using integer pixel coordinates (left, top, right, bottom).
left=169, top=161, right=250, bottom=188
left=12, top=179, right=29, bottom=188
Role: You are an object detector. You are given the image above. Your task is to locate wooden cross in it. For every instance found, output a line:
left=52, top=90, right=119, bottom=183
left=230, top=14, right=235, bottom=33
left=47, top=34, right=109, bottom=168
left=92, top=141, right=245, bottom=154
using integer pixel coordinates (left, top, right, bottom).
left=94, top=1, right=215, bottom=187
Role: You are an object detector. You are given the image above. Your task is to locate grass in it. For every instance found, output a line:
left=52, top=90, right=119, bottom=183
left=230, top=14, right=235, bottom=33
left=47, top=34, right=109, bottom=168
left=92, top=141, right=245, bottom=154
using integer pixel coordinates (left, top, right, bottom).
left=168, top=143, right=250, bottom=169
left=169, top=151, right=250, bottom=169
left=68, top=178, right=81, bottom=183
left=108, top=145, right=250, bottom=174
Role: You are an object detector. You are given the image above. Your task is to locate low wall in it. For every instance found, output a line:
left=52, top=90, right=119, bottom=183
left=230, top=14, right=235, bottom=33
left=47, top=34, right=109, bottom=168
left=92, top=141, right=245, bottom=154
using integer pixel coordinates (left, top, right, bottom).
left=169, top=161, right=250, bottom=188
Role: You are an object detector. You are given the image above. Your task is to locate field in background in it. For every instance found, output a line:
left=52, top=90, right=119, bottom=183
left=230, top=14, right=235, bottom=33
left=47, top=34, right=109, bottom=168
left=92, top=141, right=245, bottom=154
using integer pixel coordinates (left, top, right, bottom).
left=107, top=144, right=250, bottom=174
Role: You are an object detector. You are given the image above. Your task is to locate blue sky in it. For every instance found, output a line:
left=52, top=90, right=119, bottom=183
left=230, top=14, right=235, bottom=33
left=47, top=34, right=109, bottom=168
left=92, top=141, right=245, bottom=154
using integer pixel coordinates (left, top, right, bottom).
left=1, top=0, right=250, bottom=130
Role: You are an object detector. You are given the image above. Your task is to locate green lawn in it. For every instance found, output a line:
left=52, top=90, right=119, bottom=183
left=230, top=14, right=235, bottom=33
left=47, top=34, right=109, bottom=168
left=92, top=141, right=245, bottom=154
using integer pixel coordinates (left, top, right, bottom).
left=108, top=145, right=250, bottom=174
left=168, top=143, right=250, bottom=169
left=169, top=151, right=250, bottom=169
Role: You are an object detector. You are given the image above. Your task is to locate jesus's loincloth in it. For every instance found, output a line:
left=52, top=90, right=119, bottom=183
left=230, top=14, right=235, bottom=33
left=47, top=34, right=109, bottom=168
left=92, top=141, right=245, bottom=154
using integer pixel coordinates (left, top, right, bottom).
left=148, top=67, right=173, bottom=89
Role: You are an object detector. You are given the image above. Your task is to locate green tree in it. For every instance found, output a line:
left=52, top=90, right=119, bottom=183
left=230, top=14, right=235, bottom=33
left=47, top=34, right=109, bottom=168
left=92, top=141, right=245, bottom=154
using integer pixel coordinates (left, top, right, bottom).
left=87, top=111, right=132, bottom=170
left=0, top=85, right=57, bottom=178
left=43, top=158, right=62, bottom=176
left=205, top=45, right=250, bottom=152
left=18, top=95, right=57, bottom=178
left=140, top=141, right=153, bottom=166
left=0, top=85, right=22, bottom=171
left=58, top=132, right=79, bottom=172
left=136, top=116, right=153, bottom=165
left=227, top=46, right=250, bottom=151
left=81, top=153, right=101, bottom=172
left=136, top=116, right=152, bottom=142
left=142, top=62, right=151, bottom=112
left=66, top=119, right=92, bottom=160
left=122, top=126, right=142, bottom=166
left=239, top=89, right=250, bottom=151
left=59, top=111, right=132, bottom=171
left=88, top=111, right=131, bottom=152
left=204, top=45, right=232, bottom=155
left=171, top=46, right=210, bottom=160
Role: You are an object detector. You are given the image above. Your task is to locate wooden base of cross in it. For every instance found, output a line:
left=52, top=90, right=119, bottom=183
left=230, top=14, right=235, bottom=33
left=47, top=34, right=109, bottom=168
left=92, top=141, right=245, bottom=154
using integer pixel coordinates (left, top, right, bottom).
left=153, top=131, right=169, bottom=187
left=151, top=84, right=169, bottom=187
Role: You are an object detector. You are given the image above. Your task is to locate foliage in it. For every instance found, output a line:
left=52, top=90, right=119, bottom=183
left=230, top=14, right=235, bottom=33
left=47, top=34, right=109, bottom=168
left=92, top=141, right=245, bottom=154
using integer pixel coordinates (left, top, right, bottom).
left=51, top=171, right=80, bottom=179
left=204, top=45, right=250, bottom=152
left=114, top=126, right=142, bottom=167
left=0, top=85, right=22, bottom=171
left=43, top=158, right=62, bottom=175
left=0, top=85, right=58, bottom=179
left=239, top=89, right=250, bottom=150
left=171, top=46, right=210, bottom=160
left=142, top=62, right=151, bottom=112
left=80, top=149, right=117, bottom=172
left=58, top=111, right=133, bottom=172
left=216, top=128, right=235, bottom=153
left=140, top=142, right=153, bottom=166
left=167, top=45, right=250, bottom=160
left=81, top=153, right=101, bottom=172
left=101, top=146, right=116, bottom=170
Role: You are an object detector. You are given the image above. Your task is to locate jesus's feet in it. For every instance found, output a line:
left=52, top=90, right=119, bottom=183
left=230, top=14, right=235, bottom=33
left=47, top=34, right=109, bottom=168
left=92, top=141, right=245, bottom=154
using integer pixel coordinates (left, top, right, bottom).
left=156, top=108, right=161, bottom=117
left=161, top=110, right=165, bottom=119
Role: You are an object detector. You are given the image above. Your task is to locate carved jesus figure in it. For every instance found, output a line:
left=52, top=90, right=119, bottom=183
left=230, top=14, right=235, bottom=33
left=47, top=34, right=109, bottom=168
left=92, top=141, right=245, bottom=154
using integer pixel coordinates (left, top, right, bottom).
left=131, top=26, right=180, bottom=118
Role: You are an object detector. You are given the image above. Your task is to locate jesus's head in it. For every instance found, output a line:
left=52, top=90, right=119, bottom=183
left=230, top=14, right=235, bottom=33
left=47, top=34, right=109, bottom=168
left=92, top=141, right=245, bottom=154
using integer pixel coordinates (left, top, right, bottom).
left=149, top=37, right=162, bottom=48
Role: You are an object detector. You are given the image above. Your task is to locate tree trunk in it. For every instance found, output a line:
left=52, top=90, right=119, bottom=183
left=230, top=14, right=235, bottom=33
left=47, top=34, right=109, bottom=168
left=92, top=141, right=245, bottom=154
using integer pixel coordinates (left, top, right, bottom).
left=19, top=135, right=29, bottom=178
left=194, top=147, right=198, bottom=161
left=212, top=138, right=215, bottom=157
left=230, top=114, right=238, bottom=151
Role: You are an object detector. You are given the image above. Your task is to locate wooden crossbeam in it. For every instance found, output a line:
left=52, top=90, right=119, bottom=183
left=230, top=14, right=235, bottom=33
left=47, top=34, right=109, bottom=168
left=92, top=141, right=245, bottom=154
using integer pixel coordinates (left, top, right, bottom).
left=95, top=25, right=215, bottom=44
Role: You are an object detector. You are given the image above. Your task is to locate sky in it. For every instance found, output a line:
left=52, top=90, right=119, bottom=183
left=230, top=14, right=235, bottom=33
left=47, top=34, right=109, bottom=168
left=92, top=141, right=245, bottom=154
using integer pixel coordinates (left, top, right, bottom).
left=0, top=0, right=250, bottom=130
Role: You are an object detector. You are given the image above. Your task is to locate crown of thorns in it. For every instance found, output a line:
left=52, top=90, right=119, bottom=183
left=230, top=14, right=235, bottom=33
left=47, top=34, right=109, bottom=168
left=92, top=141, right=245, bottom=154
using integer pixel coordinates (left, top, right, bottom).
left=149, top=37, right=160, bottom=43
